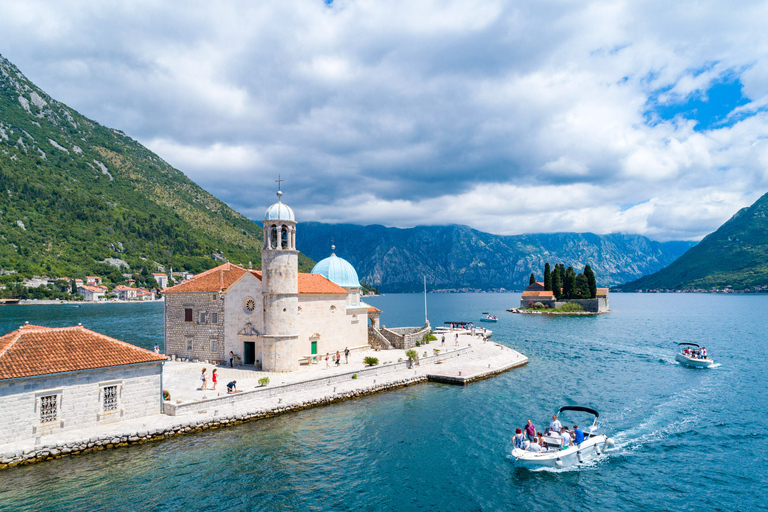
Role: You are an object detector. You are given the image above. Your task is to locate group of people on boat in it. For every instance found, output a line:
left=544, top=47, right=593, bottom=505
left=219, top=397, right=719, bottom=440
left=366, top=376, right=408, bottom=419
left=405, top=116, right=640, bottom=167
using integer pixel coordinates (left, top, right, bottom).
left=513, top=415, right=586, bottom=453
left=682, top=346, right=707, bottom=359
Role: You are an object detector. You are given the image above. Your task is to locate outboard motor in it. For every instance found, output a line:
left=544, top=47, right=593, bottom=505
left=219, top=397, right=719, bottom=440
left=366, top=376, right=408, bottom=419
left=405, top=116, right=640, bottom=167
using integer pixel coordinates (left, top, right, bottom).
left=555, top=458, right=563, bottom=468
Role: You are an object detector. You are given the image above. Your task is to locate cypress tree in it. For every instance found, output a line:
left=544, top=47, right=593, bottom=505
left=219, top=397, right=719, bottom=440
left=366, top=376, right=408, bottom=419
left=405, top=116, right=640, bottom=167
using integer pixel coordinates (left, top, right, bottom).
left=529, top=273, right=536, bottom=285
left=552, top=265, right=562, bottom=299
left=574, top=273, right=590, bottom=298
left=584, top=265, right=597, bottom=299
left=563, top=266, right=576, bottom=299
left=543, top=262, right=552, bottom=291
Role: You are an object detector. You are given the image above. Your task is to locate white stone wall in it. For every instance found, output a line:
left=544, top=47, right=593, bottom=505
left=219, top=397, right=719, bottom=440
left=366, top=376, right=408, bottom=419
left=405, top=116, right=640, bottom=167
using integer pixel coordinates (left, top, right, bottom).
left=223, top=273, right=263, bottom=365
left=297, top=294, right=369, bottom=358
left=0, top=362, right=163, bottom=445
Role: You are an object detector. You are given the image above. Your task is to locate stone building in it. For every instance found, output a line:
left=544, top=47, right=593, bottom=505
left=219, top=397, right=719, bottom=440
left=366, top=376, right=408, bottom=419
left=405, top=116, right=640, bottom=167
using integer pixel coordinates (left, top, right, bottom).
left=164, top=188, right=379, bottom=372
left=0, top=324, right=166, bottom=445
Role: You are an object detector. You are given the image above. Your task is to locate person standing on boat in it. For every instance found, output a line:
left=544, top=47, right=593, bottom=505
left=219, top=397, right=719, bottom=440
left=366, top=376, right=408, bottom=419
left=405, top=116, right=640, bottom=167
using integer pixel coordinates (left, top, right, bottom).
left=550, top=414, right=562, bottom=433
left=513, top=428, right=527, bottom=450
left=524, top=420, right=536, bottom=443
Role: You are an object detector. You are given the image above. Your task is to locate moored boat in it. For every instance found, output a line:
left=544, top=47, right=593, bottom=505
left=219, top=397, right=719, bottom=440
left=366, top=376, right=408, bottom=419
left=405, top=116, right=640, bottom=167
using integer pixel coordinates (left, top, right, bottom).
left=511, top=406, right=614, bottom=468
left=675, top=342, right=714, bottom=368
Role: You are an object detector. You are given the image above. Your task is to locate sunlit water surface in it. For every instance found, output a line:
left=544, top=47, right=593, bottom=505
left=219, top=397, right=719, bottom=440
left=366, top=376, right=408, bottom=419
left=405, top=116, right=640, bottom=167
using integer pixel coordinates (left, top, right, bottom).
left=0, top=294, right=766, bottom=511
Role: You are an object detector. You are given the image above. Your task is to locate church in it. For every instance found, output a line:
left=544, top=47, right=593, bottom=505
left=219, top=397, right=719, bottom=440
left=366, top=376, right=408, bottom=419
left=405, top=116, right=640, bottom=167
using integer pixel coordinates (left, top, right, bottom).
left=163, top=187, right=381, bottom=372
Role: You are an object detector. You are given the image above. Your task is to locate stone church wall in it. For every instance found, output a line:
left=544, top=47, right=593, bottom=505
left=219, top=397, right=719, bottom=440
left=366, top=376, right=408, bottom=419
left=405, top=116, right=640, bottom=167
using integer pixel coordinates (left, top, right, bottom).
left=0, top=363, right=162, bottom=445
left=165, top=293, right=226, bottom=363
left=224, top=275, right=264, bottom=365
left=297, top=295, right=369, bottom=358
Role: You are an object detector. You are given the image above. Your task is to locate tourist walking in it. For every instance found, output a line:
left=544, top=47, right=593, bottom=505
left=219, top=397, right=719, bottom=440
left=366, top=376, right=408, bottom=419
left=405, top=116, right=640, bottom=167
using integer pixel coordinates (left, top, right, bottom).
left=212, top=369, right=218, bottom=390
left=325, top=353, right=330, bottom=369
left=336, top=350, right=341, bottom=366
left=200, top=368, right=207, bottom=391
left=441, top=334, right=445, bottom=346
left=454, top=333, right=459, bottom=346
left=524, top=420, right=536, bottom=443
left=344, top=347, right=350, bottom=364
left=229, top=351, right=234, bottom=368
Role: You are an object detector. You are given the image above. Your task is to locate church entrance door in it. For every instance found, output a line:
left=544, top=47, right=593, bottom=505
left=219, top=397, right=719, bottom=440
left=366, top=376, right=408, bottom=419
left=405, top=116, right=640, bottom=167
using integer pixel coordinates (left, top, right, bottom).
left=243, top=342, right=255, bottom=365
left=311, top=341, right=317, bottom=355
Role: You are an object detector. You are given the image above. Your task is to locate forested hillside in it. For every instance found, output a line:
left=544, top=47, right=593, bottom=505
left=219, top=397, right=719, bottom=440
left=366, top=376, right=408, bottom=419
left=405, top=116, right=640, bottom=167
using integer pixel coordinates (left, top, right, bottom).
left=0, top=54, right=312, bottom=285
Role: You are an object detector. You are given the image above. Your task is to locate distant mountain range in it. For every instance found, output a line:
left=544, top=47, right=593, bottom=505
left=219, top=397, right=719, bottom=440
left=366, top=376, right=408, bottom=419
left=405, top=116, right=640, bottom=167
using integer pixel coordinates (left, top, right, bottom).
left=618, top=191, right=768, bottom=291
left=0, top=54, right=313, bottom=281
left=297, top=222, right=694, bottom=292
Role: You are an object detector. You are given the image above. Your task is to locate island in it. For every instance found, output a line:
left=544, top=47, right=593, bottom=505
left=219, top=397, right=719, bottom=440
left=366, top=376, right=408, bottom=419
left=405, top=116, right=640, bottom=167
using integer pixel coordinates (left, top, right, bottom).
left=508, top=263, right=609, bottom=314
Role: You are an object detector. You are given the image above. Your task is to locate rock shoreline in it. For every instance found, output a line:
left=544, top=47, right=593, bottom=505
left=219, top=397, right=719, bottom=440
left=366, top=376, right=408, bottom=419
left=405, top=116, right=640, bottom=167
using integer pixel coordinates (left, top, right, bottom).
left=0, top=376, right=426, bottom=470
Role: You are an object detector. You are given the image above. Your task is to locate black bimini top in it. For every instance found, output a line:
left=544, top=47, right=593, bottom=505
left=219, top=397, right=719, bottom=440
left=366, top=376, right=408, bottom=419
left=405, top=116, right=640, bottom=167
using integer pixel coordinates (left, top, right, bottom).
left=558, top=405, right=599, bottom=418
left=678, top=343, right=700, bottom=348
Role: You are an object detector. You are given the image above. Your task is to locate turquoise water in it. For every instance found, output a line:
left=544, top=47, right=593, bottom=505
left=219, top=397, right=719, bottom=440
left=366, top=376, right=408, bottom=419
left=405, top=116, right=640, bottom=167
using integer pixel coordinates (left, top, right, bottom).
left=0, top=294, right=766, bottom=511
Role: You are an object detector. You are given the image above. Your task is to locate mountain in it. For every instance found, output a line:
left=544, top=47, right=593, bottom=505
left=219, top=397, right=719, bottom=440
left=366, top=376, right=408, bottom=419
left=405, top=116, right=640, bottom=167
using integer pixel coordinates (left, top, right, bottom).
left=297, top=222, right=694, bottom=292
left=0, top=54, right=313, bottom=283
left=618, top=192, right=768, bottom=291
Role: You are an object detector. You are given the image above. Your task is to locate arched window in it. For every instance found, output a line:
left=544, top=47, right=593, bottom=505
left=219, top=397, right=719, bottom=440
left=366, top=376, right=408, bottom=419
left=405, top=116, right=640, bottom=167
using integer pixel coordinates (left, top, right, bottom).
left=281, top=225, right=289, bottom=249
left=271, top=226, right=278, bottom=249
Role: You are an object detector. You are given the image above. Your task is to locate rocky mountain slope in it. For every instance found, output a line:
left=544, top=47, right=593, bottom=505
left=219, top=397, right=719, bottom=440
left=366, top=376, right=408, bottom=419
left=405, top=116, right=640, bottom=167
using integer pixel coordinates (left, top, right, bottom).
left=618, top=191, right=768, bottom=291
left=0, top=54, right=312, bottom=281
left=297, top=222, right=694, bottom=292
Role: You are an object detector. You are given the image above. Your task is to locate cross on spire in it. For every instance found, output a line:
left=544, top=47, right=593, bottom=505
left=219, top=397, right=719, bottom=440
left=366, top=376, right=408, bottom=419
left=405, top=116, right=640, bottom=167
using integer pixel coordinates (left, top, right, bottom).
left=275, top=174, right=284, bottom=199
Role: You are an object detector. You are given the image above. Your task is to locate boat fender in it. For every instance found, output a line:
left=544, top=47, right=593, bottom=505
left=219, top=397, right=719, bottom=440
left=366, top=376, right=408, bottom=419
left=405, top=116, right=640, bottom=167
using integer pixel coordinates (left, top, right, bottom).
left=555, top=458, right=563, bottom=468
left=577, top=451, right=583, bottom=464
left=606, top=438, right=615, bottom=447
left=595, top=445, right=601, bottom=455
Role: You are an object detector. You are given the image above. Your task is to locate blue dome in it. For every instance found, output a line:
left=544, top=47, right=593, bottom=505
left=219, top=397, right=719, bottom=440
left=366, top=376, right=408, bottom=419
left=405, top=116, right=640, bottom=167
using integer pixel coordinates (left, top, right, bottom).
left=312, top=252, right=360, bottom=288
left=264, top=201, right=295, bottom=222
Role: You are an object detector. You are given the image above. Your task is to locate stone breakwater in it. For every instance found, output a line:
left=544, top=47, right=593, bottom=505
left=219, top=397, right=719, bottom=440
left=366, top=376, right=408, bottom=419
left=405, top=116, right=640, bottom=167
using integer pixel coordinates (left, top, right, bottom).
left=0, top=375, right=426, bottom=470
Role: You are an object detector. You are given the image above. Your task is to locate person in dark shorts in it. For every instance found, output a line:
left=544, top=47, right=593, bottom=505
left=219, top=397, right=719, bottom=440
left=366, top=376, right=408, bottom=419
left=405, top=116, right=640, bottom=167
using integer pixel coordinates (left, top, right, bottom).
left=344, top=347, right=350, bottom=364
left=227, top=380, right=237, bottom=393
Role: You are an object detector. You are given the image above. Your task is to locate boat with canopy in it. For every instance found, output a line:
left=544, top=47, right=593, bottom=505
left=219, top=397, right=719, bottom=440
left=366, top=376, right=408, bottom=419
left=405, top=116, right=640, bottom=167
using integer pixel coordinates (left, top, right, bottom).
left=675, top=342, right=714, bottom=368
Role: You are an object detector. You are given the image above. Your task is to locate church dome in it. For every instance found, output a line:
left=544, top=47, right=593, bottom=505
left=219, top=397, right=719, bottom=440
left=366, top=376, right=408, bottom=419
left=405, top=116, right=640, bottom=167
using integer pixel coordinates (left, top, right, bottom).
left=311, top=249, right=360, bottom=288
left=264, top=192, right=295, bottom=222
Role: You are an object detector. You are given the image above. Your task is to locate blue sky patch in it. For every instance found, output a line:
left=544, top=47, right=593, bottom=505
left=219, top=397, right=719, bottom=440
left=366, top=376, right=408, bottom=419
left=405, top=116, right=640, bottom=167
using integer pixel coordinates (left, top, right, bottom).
left=645, top=75, right=751, bottom=131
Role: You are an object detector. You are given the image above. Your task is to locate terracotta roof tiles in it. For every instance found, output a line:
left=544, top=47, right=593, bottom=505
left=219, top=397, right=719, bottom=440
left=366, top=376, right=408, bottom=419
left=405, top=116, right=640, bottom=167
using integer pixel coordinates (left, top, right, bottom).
left=0, top=324, right=166, bottom=380
left=521, top=290, right=555, bottom=298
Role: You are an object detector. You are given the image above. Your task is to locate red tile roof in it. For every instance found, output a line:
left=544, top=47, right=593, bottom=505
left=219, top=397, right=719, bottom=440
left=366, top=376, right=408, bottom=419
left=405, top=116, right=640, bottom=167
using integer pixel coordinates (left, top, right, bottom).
left=164, top=263, right=347, bottom=295
left=0, top=324, right=166, bottom=380
left=521, top=290, right=555, bottom=298
left=79, top=285, right=106, bottom=293
left=596, top=288, right=609, bottom=297
left=366, top=306, right=381, bottom=314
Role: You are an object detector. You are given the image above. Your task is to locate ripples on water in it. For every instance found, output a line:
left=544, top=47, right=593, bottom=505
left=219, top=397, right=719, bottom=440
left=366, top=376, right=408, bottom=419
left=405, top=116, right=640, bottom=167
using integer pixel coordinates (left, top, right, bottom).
left=1, top=294, right=767, bottom=511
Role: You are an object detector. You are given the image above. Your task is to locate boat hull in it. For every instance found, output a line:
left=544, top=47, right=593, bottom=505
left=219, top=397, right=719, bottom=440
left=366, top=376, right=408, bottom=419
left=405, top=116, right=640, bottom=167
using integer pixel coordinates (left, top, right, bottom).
left=479, top=318, right=498, bottom=322
left=675, top=353, right=714, bottom=368
left=512, top=434, right=609, bottom=468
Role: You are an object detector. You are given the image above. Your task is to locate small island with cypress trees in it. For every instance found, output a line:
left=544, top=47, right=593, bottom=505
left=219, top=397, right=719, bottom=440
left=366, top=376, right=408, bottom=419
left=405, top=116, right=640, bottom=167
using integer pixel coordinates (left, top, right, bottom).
left=509, top=263, right=609, bottom=314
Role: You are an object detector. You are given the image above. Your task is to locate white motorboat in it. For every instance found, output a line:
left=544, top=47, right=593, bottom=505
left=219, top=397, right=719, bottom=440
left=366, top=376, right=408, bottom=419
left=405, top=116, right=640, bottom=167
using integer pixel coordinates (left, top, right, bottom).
left=511, top=406, right=614, bottom=469
left=675, top=342, right=714, bottom=368
left=480, top=312, right=498, bottom=322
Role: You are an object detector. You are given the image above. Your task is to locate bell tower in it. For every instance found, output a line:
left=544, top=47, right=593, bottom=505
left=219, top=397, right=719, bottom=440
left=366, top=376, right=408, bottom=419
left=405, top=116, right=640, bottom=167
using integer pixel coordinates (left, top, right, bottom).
left=261, top=177, right=299, bottom=372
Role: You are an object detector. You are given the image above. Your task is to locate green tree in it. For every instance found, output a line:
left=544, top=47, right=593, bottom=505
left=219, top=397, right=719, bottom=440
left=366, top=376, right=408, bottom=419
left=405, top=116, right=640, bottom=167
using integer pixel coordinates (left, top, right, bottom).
left=552, top=265, right=562, bottom=299
left=529, top=273, right=536, bottom=285
left=71, top=280, right=77, bottom=295
left=544, top=262, right=552, bottom=291
left=584, top=265, right=597, bottom=298
left=563, top=266, right=575, bottom=299
left=574, top=273, right=590, bottom=298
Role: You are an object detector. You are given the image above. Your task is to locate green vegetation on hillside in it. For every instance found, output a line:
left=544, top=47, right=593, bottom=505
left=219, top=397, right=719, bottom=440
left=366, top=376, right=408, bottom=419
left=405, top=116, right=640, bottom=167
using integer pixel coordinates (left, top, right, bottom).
left=0, top=54, right=313, bottom=288
left=619, top=191, right=768, bottom=291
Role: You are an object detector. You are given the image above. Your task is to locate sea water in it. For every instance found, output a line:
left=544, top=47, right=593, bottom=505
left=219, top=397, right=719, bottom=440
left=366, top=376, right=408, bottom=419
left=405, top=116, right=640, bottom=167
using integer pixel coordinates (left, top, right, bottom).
left=0, top=294, right=766, bottom=511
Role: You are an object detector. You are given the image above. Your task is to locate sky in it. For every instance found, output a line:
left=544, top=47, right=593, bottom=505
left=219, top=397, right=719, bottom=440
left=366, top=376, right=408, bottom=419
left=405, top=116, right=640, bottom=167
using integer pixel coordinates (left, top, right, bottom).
left=2, top=0, right=768, bottom=242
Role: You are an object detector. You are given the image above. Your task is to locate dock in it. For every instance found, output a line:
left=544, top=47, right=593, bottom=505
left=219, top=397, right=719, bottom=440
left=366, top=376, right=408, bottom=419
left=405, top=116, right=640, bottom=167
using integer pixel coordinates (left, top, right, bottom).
left=427, top=346, right=528, bottom=384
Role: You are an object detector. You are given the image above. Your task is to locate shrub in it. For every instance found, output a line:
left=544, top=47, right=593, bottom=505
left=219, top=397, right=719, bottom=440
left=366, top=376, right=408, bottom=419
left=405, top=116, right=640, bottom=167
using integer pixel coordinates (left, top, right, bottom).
left=433, top=349, right=440, bottom=355
left=555, top=302, right=584, bottom=312
left=528, top=301, right=535, bottom=307
left=364, top=356, right=379, bottom=366
left=352, top=373, right=358, bottom=380
left=258, top=377, right=270, bottom=387
left=415, top=340, right=421, bottom=347
left=423, top=330, right=437, bottom=343
left=534, top=301, right=545, bottom=308
left=405, top=349, right=419, bottom=361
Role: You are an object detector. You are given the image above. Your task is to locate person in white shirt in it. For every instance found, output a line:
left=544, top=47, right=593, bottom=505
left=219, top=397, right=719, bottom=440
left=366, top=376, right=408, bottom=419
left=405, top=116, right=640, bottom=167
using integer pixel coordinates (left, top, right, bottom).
left=550, top=414, right=562, bottom=433
left=560, top=429, right=571, bottom=448
left=527, top=439, right=542, bottom=453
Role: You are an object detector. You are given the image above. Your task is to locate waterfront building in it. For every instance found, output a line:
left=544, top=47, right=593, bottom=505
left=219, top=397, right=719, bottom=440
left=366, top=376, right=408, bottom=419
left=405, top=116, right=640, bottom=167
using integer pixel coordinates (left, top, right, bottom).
left=0, top=324, right=166, bottom=445
left=114, top=285, right=138, bottom=300
left=152, top=273, right=168, bottom=289
left=163, top=187, right=377, bottom=372
left=78, top=285, right=106, bottom=301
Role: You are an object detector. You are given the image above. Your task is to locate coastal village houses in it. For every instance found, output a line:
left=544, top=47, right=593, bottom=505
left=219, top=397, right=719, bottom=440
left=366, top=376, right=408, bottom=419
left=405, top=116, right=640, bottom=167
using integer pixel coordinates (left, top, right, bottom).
left=78, top=285, right=107, bottom=301
left=164, top=188, right=379, bottom=372
left=152, top=273, right=168, bottom=289
left=114, top=285, right=138, bottom=301
left=0, top=324, right=166, bottom=445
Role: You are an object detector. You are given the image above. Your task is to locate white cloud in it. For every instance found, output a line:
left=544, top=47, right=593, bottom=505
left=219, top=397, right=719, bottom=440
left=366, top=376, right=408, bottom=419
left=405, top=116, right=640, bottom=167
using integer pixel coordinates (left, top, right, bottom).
left=2, top=0, right=768, bottom=241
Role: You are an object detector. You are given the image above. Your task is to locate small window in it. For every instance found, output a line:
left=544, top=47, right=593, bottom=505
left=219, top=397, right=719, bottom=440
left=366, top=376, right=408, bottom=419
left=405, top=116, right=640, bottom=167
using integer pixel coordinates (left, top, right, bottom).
left=199, top=312, right=207, bottom=324
left=212, top=294, right=218, bottom=301
left=103, top=385, right=118, bottom=411
left=40, top=395, right=57, bottom=423
left=211, top=312, right=218, bottom=324
left=211, top=340, right=218, bottom=352
left=184, top=308, right=193, bottom=322
left=186, top=339, right=192, bottom=351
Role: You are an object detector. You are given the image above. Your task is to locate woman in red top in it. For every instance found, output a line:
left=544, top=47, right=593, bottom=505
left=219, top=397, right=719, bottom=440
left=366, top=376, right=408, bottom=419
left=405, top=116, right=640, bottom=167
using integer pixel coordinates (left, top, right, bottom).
left=212, top=368, right=218, bottom=390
